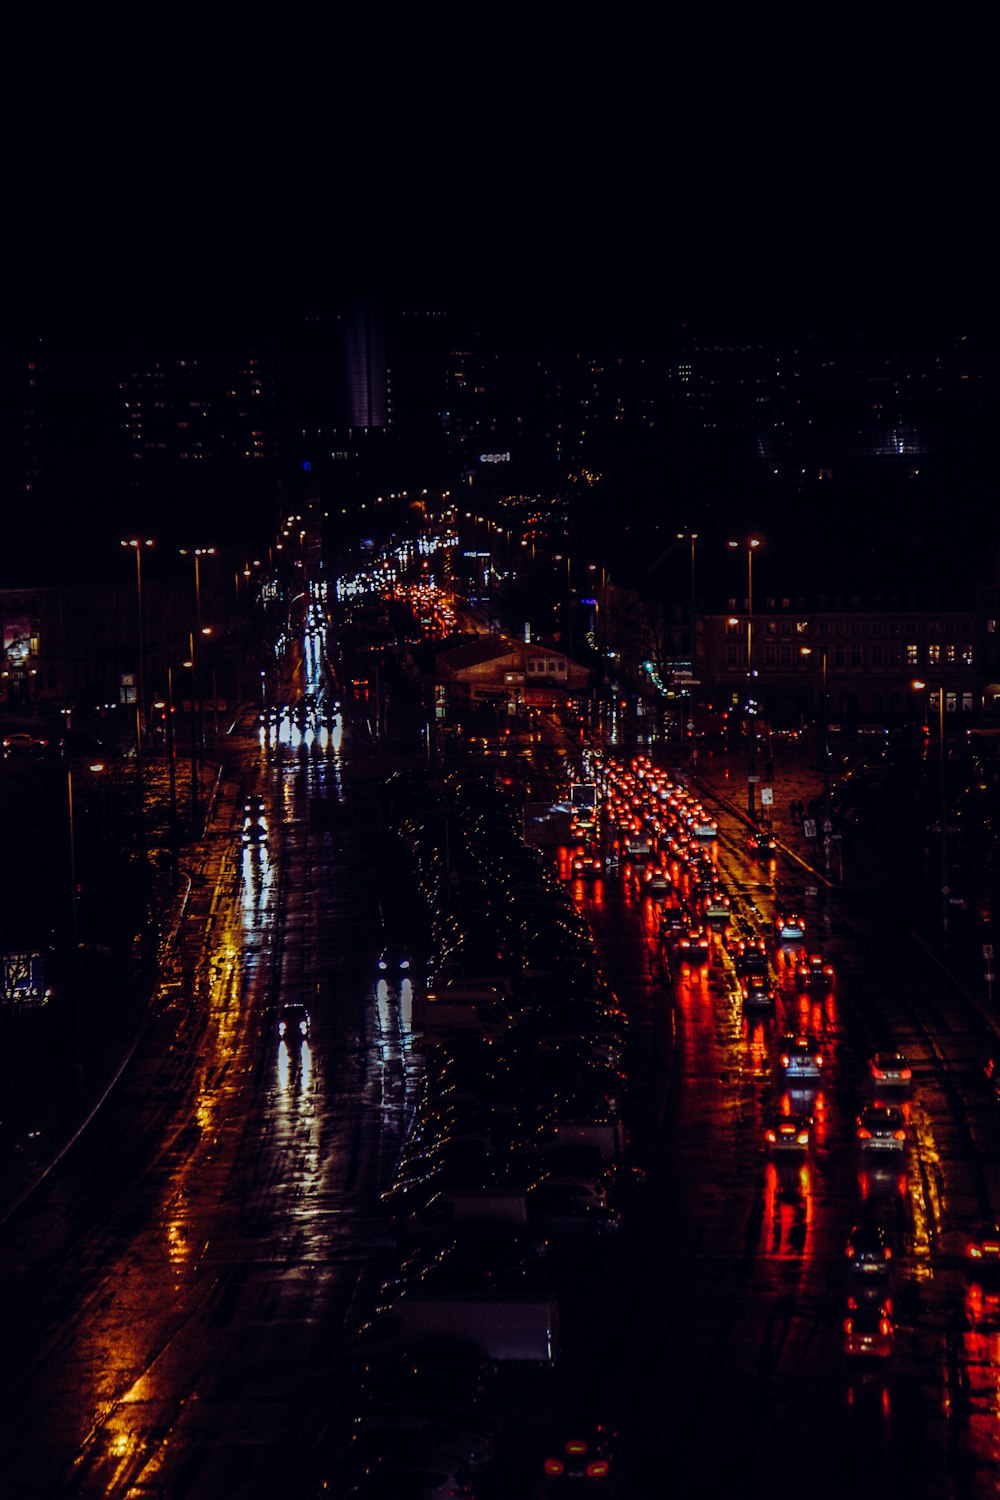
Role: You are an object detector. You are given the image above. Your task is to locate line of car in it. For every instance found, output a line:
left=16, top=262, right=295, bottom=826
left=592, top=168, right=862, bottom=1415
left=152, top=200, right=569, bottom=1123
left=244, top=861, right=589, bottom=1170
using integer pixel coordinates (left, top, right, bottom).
left=591, top=751, right=917, bottom=1368
left=327, top=768, right=636, bottom=1496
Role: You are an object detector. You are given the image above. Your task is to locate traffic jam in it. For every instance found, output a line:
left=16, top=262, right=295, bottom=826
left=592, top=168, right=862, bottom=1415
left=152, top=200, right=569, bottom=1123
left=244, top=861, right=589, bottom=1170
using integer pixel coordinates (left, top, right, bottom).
left=574, top=751, right=915, bottom=1366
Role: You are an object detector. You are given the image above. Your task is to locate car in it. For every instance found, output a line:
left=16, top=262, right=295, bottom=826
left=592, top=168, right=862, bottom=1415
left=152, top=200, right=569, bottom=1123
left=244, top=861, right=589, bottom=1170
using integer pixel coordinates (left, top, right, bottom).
left=965, top=1222, right=1000, bottom=1269
left=778, top=1033, right=823, bottom=1083
left=277, top=1002, right=311, bottom=1040
left=734, top=946, right=769, bottom=978
left=795, top=952, right=835, bottom=989
left=242, top=814, right=268, bottom=845
left=856, top=1103, right=907, bottom=1152
left=540, top=1421, right=617, bottom=1484
left=571, top=851, right=604, bottom=879
left=775, top=911, right=806, bottom=941
left=763, top=1112, right=812, bottom=1153
left=659, top=905, right=689, bottom=940
left=676, top=928, right=711, bottom=968
left=845, top=1220, right=893, bottom=1276
left=843, top=1295, right=894, bottom=1359
left=747, top=828, right=777, bottom=857
left=869, top=1051, right=912, bottom=1089
left=642, top=866, right=672, bottom=898
left=742, top=974, right=775, bottom=1008
left=702, top=889, right=732, bottom=924
left=378, top=944, right=413, bottom=977
left=2, top=731, right=47, bottom=757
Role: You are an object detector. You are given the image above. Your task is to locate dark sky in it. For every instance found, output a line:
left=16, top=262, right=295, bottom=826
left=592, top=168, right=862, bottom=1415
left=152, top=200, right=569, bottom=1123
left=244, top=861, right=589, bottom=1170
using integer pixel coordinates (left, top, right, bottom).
left=4, top=24, right=990, bottom=353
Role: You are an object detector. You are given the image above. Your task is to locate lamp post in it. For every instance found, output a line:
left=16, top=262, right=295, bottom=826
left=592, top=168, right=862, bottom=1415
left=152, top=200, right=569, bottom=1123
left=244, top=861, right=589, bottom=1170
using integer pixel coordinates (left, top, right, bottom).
left=121, top=538, right=154, bottom=778
left=185, top=634, right=200, bottom=823
left=913, top=679, right=949, bottom=944
left=180, top=547, right=215, bottom=760
left=801, top=646, right=832, bottom=866
left=67, top=759, right=104, bottom=1087
left=677, top=532, right=698, bottom=760
left=728, top=537, right=761, bottom=815
left=162, top=667, right=179, bottom=887
left=553, top=553, right=573, bottom=657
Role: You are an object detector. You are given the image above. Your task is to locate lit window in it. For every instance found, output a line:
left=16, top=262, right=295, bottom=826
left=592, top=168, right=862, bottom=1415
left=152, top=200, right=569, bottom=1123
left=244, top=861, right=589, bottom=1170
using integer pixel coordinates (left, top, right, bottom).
left=906, top=643, right=919, bottom=665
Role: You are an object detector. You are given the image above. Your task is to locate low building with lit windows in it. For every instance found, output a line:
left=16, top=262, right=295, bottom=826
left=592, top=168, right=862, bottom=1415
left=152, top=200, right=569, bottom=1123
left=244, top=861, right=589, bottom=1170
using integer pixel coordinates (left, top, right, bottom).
left=435, top=635, right=591, bottom=709
left=696, top=590, right=1000, bottom=736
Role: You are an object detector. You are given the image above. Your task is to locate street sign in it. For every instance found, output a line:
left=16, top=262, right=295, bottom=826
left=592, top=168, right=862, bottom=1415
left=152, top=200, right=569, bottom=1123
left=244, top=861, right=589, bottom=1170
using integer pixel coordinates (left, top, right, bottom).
left=803, top=819, right=817, bottom=839
left=760, top=787, right=773, bottom=806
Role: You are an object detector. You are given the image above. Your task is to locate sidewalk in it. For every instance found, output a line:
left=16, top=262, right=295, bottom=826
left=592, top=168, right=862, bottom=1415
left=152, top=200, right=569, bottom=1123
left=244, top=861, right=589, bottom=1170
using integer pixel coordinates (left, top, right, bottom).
left=684, top=739, right=838, bottom=884
left=0, top=757, right=225, bottom=1228
left=686, top=736, right=1000, bottom=1034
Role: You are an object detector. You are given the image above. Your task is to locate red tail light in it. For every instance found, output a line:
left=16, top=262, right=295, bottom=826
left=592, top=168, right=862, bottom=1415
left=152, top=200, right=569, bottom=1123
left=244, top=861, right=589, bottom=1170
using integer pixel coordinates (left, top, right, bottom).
left=587, top=1459, right=610, bottom=1477
left=857, top=1128, right=872, bottom=1139
left=565, top=1440, right=588, bottom=1455
left=544, top=1458, right=566, bottom=1476
left=893, top=1129, right=906, bottom=1140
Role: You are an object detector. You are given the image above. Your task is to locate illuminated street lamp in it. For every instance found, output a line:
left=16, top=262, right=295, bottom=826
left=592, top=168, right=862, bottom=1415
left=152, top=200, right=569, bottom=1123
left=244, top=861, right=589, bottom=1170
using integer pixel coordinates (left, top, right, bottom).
left=155, top=670, right=179, bottom=888
left=180, top=547, right=215, bottom=759
left=913, top=679, right=949, bottom=944
left=120, top=538, right=155, bottom=772
left=184, top=634, right=199, bottom=821
left=728, top=537, right=762, bottom=814
left=553, top=553, right=573, bottom=656
left=801, top=646, right=832, bottom=866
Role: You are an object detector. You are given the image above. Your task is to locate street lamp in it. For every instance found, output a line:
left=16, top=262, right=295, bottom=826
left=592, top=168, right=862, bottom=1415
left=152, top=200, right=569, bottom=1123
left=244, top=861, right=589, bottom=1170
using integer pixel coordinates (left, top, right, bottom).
left=553, top=553, right=573, bottom=657
left=120, top=538, right=154, bottom=774
left=155, top=670, right=179, bottom=888
left=184, top=635, right=200, bottom=822
left=676, top=532, right=699, bottom=659
left=913, top=679, right=949, bottom=944
left=727, top=537, right=760, bottom=676
left=677, top=532, right=699, bottom=760
left=180, top=547, right=215, bottom=759
left=801, top=646, right=832, bottom=865
left=67, top=759, right=104, bottom=1086
left=728, top=537, right=762, bottom=814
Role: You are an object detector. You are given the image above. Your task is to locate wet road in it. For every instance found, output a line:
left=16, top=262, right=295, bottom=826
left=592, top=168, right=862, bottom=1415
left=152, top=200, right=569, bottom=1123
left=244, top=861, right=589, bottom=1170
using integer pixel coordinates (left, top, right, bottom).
left=0, top=609, right=414, bottom=1498
left=3, top=588, right=1000, bottom=1497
